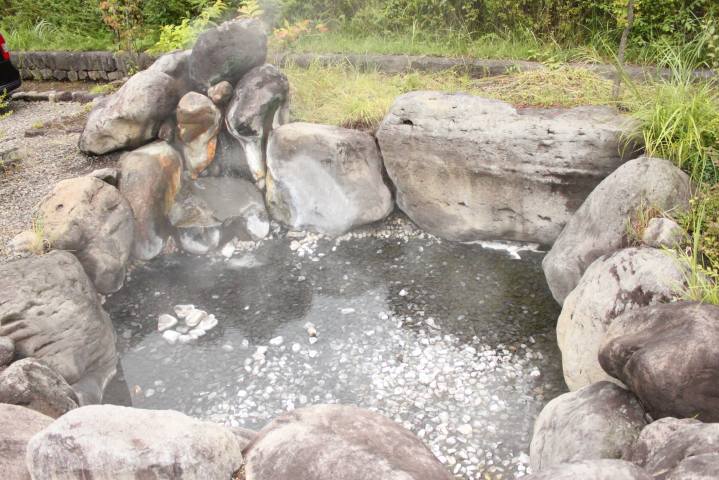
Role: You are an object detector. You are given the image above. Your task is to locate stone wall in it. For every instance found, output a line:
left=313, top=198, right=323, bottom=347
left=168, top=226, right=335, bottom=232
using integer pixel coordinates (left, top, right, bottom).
left=14, top=51, right=157, bottom=82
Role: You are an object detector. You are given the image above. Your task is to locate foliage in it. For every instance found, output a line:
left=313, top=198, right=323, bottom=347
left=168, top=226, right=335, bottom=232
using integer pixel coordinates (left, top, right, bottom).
left=99, top=0, right=144, bottom=52
left=0, top=91, right=12, bottom=120
left=237, top=0, right=265, bottom=18
left=271, top=20, right=329, bottom=50
left=150, top=0, right=229, bottom=53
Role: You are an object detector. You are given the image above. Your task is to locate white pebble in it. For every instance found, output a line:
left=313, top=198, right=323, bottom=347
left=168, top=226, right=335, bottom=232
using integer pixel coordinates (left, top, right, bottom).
left=157, top=314, right=178, bottom=332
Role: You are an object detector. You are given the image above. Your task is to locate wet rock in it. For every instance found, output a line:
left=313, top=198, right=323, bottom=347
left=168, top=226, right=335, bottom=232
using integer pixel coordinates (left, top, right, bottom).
left=208, top=80, right=233, bottom=105
left=557, top=247, right=685, bottom=390
left=0, top=358, right=79, bottom=418
left=0, top=404, right=53, bottom=480
left=266, top=123, right=394, bottom=236
left=600, top=302, right=719, bottom=422
left=543, top=157, right=691, bottom=304
left=162, top=330, right=181, bottom=345
left=523, top=459, right=652, bottom=480
left=642, top=217, right=685, bottom=248
left=0, top=251, right=117, bottom=404
left=119, top=141, right=183, bottom=260
left=204, top=127, right=254, bottom=178
left=35, top=176, right=135, bottom=294
left=189, top=19, right=267, bottom=89
left=530, top=381, right=647, bottom=471
left=226, top=64, right=290, bottom=183
left=243, top=404, right=453, bottom=480
left=169, top=177, right=269, bottom=254
left=79, top=69, right=180, bottom=155
left=376, top=91, right=638, bottom=246
left=185, top=309, right=207, bottom=328
left=157, top=314, right=178, bottom=332
left=0, top=335, right=14, bottom=366
left=27, top=405, right=245, bottom=479
left=628, top=419, right=719, bottom=479
left=174, top=304, right=195, bottom=319
left=177, top=92, right=222, bottom=178
left=88, top=167, right=119, bottom=187
left=148, top=49, right=192, bottom=94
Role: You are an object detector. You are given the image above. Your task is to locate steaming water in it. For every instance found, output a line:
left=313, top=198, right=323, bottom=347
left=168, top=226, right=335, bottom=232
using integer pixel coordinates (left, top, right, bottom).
left=104, top=220, right=565, bottom=479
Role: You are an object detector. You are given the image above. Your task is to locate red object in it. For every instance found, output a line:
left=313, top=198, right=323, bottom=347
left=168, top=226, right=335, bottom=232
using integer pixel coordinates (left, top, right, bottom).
left=0, top=34, right=10, bottom=61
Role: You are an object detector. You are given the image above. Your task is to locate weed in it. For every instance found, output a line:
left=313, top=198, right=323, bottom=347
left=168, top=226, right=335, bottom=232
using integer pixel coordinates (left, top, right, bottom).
left=0, top=91, right=12, bottom=120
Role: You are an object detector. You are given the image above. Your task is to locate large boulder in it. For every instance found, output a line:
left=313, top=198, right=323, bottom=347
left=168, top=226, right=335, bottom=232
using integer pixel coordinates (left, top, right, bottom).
left=243, top=404, right=453, bottom=480
left=0, top=336, right=14, bottom=366
left=522, top=460, right=652, bottom=480
left=26, top=405, right=244, bottom=479
left=266, top=123, right=394, bottom=236
left=79, top=69, right=181, bottom=155
left=0, top=252, right=117, bottom=404
left=0, top=358, right=78, bottom=418
left=169, top=177, right=270, bottom=255
left=627, top=418, right=719, bottom=479
left=530, top=381, right=647, bottom=471
left=35, top=176, right=134, bottom=294
left=543, top=157, right=691, bottom=304
left=148, top=49, right=192, bottom=95
left=376, top=91, right=637, bottom=246
left=557, top=247, right=685, bottom=391
left=119, top=141, right=183, bottom=260
left=177, top=92, right=222, bottom=178
left=225, top=64, right=290, bottom=183
left=189, top=19, right=267, bottom=89
left=204, top=127, right=254, bottom=179
left=0, top=404, right=53, bottom=480
left=600, top=302, right=719, bottom=422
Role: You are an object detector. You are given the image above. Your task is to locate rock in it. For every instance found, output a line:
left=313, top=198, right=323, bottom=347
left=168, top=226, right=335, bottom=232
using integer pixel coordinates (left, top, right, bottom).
left=87, top=167, right=120, bottom=187
left=557, top=247, right=685, bottom=391
left=185, top=309, right=207, bottom=328
left=599, top=302, right=719, bottom=422
left=522, top=460, right=652, bottom=480
left=36, top=176, right=135, bottom=294
left=169, top=177, right=269, bottom=254
left=148, top=49, right=192, bottom=94
left=7, top=230, right=41, bottom=257
left=79, top=69, right=180, bottom=155
left=0, top=358, right=79, bottom=418
left=26, top=405, right=245, bottom=479
left=243, top=404, right=453, bottom=480
left=543, top=157, right=691, bottom=304
left=204, top=127, right=254, bottom=178
left=226, top=64, right=290, bottom=183
left=376, top=91, right=638, bottom=246
left=0, top=404, right=53, bottom=480
left=176, top=92, right=222, bottom=178
left=0, top=251, right=117, bottom=404
left=208, top=80, right=233, bottom=105
left=232, top=426, right=257, bottom=449
left=157, top=314, right=178, bottom=332
left=530, top=381, right=647, bottom=471
left=0, top=336, right=14, bottom=366
left=628, top=419, right=719, bottom=479
left=119, top=141, right=183, bottom=260
left=162, top=330, right=181, bottom=345
left=266, top=123, right=393, bottom=236
left=174, top=304, right=195, bottom=318
left=199, top=314, right=218, bottom=331
left=642, top=217, right=685, bottom=248
left=189, top=19, right=267, bottom=89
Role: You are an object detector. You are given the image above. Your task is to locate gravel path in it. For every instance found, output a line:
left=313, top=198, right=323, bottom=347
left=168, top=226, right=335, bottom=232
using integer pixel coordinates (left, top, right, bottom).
left=0, top=100, right=116, bottom=262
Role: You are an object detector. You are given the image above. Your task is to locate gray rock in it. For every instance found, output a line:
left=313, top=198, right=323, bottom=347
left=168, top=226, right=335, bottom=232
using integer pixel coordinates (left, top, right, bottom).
left=208, top=80, right=233, bottom=105
left=642, top=217, right=685, bottom=248
left=0, top=336, right=14, bottom=366
left=177, top=92, right=222, bottom=178
left=79, top=69, right=180, bottom=155
left=523, top=460, right=652, bottom=480
left=231, top=426, right=257, bottom=449
left=35, top=176, right=135, bottom=294
left=189, top=19, right=267, bottom=89
left=266, top=123, right=394, bottom=236
left=628, top=419, right=719, bottom=480
left=0, top=404, right=53, bottom=480
left=148, top=49, right=192, bottom=94
left=557, top=247, right=686, bottom=391
left=543, top=157, right=691, bottom=304
left=244, top=404, right=453, bottom=480
left=204, top=127, right=253, bottom=179
left=376, top=91, right=638, bottom=246
left=119, top=141, right=183, bottom=260
left=600, top=302, right=719, bottom=422
left=0, top=358, right=78, bottom=418
left=0, top=251, right=117, bottom=404
left=26, top=405, right=244, bottom=479
left=169, top=177, right=269, bottom=255
left=530, top=381, right=647, bottom=471
left=226, top=64, right=290, bottom=183
left=88, top=167, right=120, bottom=187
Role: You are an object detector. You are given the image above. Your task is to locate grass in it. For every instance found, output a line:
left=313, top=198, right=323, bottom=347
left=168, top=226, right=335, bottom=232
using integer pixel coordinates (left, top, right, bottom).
left=1, top=20, right=116, bottom=51
left=285, top=61, right=632, bottom=130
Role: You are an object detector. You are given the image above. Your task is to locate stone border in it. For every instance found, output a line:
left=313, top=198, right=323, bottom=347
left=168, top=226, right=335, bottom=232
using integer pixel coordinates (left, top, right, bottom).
left=15, top=51, right=716, bottom=83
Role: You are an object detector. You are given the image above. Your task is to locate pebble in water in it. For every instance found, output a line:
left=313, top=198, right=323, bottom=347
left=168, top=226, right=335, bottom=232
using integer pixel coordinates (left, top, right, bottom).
left=174, top=304, right=195, bottom=319
left=157, top=314, right=178, bottom=332
left=185, top=309, right=208, bottom=328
